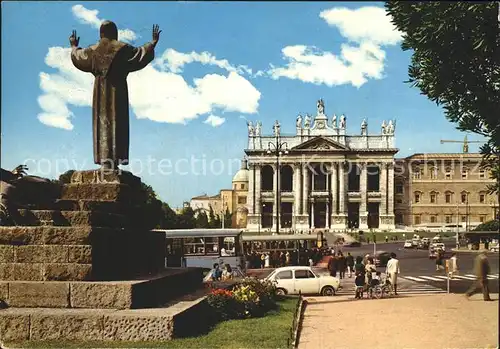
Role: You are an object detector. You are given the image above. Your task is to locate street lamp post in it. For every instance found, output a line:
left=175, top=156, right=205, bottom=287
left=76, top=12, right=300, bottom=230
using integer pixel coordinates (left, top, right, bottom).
left=267, top=124, right=289, bottom=236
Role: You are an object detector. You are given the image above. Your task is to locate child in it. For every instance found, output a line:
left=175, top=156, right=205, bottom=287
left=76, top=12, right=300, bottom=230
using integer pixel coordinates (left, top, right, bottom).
left=354, top=271, right=365, bottom=299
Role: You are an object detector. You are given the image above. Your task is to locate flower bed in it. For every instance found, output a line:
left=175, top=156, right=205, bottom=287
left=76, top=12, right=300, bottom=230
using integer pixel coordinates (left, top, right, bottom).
left=206, top=277, right=277, bottom=320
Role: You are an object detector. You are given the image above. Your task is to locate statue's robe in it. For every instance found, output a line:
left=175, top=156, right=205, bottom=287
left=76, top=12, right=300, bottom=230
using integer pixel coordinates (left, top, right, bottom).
left=71, top=39, right=155, bottom=166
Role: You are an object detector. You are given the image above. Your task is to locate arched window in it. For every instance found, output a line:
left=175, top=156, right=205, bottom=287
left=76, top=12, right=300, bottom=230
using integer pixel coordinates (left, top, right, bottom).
left=445, top=191, right=453, bottom=204
left=429, top=167, right=437, bottom=179
left=261, top=165, right=274, bottom=191
left=430, top=191, right=438, bottom=204
left=461, top=167, right=469, bottom=180
left=460, top=191, right=468, bottom=204
left=413, top=167, right=422, bottom=179
left=414, top=191, right=422, bottom=203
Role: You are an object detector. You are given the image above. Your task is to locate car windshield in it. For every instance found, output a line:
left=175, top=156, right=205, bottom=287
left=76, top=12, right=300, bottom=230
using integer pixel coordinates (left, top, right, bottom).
left=405, top=240, right=412, bottom=243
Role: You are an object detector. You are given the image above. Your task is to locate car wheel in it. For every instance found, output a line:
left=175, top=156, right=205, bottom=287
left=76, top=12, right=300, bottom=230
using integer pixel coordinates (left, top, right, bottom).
left=374, top=286, right=383, bottom=299
left=276, top=288, right=287, bottom=296
left=321, top=286, right=335, bottom=296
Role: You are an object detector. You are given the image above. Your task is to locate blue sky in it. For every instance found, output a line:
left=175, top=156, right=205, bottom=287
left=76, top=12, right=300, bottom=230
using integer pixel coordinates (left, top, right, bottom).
left=1, top=1, right=486, bottom=207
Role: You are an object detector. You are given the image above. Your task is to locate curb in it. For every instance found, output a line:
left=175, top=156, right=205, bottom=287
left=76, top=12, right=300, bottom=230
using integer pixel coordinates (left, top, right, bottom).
left=451, top=248, right=499, bottom=254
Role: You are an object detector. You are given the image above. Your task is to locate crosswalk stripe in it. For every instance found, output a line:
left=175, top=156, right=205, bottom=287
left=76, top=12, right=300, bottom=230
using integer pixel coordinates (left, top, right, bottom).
left=403, top=276, right=426, bottom=282
left=465, top=274, right=477, bottom=278
left=418, top=276, right=443, bottom=281
left=452, top=275, right=476, bottom=280
left=432, top=275, right=449, bottom=280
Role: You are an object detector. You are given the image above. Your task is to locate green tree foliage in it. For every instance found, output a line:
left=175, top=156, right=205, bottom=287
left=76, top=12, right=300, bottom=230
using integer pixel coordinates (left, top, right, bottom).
left=195, top=209, right=209, bottom=228
left=177, top=206, right=196, bottom=229
left=474, top=220, right=499, bottom=232
left=385, top=1, right=500, bottom=194
left=57, top=170, right=75, bottom=184
left=223, top=206, right=233, bottom=228
left=138, top=182, right=164, bottom=229
left=160, top=202, right=179, bottom=229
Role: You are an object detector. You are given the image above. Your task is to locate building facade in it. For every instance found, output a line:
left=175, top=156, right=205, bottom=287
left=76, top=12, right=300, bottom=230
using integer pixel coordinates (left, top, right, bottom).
left=244, top=99, right=398, bottom=232
left=189, top=159, right=249, bottom=228
left=394, top=153, right=497, bottom=230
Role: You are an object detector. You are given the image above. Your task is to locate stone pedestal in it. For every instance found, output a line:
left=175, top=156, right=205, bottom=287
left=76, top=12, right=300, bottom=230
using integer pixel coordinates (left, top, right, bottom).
left=379, top=214, right=396, bottom=230
left=359, top=213, right=369, bottom=230
left=0, top=170, right=202, bottom=311
left=293, top=214, right=309, bottom=232
left=245, top=214, right=261, bottom=232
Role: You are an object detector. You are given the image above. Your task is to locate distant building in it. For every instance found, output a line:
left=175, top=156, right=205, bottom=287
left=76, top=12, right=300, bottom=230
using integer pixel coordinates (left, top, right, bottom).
left=394, top=153, right=497, bottom=231
left=189, top=158, right=249, bottom=228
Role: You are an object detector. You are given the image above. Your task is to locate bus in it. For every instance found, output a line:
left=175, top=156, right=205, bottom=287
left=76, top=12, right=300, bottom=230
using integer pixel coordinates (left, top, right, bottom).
left=152, top=229, right=245, bottom=270
left=241, top=233, right=326, bottom=253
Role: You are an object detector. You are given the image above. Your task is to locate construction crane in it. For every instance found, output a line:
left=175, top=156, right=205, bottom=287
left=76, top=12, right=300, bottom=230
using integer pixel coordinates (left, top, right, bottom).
left=440, top=135, right=483, bottom=153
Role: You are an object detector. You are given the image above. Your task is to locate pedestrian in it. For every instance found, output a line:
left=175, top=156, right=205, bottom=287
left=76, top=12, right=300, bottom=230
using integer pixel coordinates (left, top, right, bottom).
left=328, top=253, right=338, bottom=277
left=449, top=252, right=459, bottom=278
left=264, top=253, right=270, bottom=268
left=346, top=252, right=354, bottom=278
left=385, top=252, right=400, bottom=295
left=365, top=257, right=376, bottom=285
left=465, top=250, right=492, bottom=301
left=354, top=256, right=366, bottom=299
left=436, top=249, right=444, bottom=271
left=338, top=251, right=346, bottom=279
left=385, top=236, right=389, bottom=243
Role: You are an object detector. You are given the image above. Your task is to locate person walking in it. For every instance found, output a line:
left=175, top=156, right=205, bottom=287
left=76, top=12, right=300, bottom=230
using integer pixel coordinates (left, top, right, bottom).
left=338, top=252, right=346, bottom=279
left=354, top=256, right=366, bottom=299
left=449, top=252, right=459, bottom=279
left=385, top=252, right=400, bottom=295
left=436, top=249, right=444, bottom=271
left=465, top=250, right=492, bottom=301
left=346, top=252, right=354, bottom=278
left=328, top=253, right=338, bottom=277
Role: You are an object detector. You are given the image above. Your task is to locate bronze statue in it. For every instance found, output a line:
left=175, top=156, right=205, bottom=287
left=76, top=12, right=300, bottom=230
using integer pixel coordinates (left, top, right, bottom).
left=70, top=21, right=162, bottom=169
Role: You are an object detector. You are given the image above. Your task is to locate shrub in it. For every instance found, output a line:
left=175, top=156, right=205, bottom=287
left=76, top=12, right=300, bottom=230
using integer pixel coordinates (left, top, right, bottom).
left=233, top=277, right=278, bottom=315
left=206, top=288, right=240, bottom=320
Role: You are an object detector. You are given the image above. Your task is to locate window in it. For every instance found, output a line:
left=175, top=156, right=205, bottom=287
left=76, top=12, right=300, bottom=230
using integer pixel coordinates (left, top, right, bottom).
left=396, top=198, right=403, bottom=204
left=240, top=184, right=245, bottom=190
left=414, top=215, right=421, bottom=225
left=461, top=168, right=469, bottom=180
left=238, top=196, right=247, bottom=204
left=429, top=167, right=437, bottom=179
left=479, top=170, right=486, bottom=179
left=479, top=194, right=485, bottom=204
left=183, top=238, right=206, bottom=255
left=430, top=193, right=437, bottom=204
left=414, top=192, right=421, bottom=203
left=294, top=270, right=316, bottom=279
left=445, top=167, right=452, bottom=180
left=480, top=216, right=486, bottom=223
left=395, top=184, right=404, bottom=194
left=430, top=215, right=437, bottom=223
left=413, top=167, right=421, bottom=179
left=275, top=271, right=293, bottom=280
left=445, top=216, right=452, bottom=224
left=461, top=193, right=467, bottom=204
left=445, top=192, right=452, bottom=203
left=461, top=216, right=467, bottom=223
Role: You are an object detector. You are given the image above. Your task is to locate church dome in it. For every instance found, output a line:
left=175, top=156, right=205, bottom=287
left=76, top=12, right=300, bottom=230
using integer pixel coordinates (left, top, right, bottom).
left=232, top=158, right=249, bottom=183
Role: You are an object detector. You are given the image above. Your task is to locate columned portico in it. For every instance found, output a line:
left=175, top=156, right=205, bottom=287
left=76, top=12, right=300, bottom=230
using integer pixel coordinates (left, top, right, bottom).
left=245, top=99, right=398, bottom=233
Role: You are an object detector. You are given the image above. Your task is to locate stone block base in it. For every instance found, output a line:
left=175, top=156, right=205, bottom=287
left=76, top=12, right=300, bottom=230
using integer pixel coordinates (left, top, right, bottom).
left=379, top=215, right=396, bottom=230
left=0, top=268, right=202, bottom=309
left=0, top=289, right=212, bottom=342
left=245, top=214, right=261, bottom=232
left=293, top=215, right=309, bottom=232
left=15, top=210, right=128, bottom=228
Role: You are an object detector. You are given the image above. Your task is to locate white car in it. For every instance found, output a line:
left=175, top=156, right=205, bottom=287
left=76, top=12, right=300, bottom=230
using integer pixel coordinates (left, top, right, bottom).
left=265, top=266, right=340, bottom=296
left=403, top=240, right=413, bottom=248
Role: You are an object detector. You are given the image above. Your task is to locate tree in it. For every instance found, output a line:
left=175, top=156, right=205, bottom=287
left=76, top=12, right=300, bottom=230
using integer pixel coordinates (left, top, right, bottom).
left=160, top=202, right=179, bottom=229
left=222, top=207, right=233, bottom=228
left=474, top=220, right=499, bottom=232
left=207, top=205, right=218, bottom=228
left=138, top=182, right=164, bottom=229
left=195, top=209, right=209, bottom=228
left=178, top=206, right=195, bottom=229
left=56, top=170, right=75, bottom=184
left=385, top=1, right=500, bottom=194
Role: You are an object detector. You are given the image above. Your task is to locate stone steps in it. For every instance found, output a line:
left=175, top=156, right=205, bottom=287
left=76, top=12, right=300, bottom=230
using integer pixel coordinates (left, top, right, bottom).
left=0, top=268, right=202, bottom=309
left=0, top=278, right=211, bottom=342
left=14, top=209, right=128, bottom=228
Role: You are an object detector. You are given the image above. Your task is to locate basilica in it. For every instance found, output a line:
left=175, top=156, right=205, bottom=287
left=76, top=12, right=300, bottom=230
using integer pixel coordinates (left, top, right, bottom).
left=244, top=99, right=397, bottom=232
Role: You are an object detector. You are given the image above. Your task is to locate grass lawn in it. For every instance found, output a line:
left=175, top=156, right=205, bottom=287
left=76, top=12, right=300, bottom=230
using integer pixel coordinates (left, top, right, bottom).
left=8, top=298, right=297, bottom=349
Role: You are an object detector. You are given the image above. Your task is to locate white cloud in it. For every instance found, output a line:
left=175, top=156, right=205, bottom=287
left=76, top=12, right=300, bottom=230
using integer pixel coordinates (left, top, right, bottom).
left=37, top=5, right=261, bottom=130
left=319, top=7, right=402, bottom=45
left=268, top=6, right=402, bottom=88
left=157, top=48, right=253, bottom=75
left=71, top=4, right=137, bottom=42
left=204, top=114, right=226, bottom=127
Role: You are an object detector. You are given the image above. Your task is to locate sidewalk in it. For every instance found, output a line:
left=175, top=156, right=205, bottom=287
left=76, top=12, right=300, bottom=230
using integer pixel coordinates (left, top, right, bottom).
left=298, top=293, right=498, bottom=349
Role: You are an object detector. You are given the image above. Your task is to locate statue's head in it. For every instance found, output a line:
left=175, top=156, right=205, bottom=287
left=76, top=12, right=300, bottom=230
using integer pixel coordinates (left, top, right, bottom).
left=100, top=20, right=118, bottom=40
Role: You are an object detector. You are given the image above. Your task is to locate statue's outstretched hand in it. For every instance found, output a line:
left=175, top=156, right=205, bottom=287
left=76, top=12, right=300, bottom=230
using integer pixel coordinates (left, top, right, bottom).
left=69, top=30, right=80, bottom=47
left=152, top=24, right=162, bottom=46
left=12, top=165, right=28, bottom=178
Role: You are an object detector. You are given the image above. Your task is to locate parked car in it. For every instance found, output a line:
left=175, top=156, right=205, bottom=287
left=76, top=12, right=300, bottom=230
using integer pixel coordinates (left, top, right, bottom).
left=403, top=240, right=413, bottom=249
left=264, top=266, right=340, bottom=296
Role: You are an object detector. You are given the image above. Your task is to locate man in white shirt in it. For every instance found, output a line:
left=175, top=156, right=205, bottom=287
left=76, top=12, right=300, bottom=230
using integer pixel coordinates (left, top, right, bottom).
left=385, top=252, right=400, bottom=295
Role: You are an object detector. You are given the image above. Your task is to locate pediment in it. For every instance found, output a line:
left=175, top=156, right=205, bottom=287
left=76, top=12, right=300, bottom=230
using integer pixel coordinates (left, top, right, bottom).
left=292, top=136, right=348, bottom=151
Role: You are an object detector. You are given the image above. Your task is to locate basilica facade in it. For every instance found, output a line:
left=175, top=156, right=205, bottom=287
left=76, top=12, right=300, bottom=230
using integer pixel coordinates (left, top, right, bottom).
left=244, top=99, right=398, bottom=232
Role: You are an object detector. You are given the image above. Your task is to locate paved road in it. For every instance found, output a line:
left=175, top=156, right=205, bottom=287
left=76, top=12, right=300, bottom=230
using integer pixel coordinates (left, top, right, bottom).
left=248, top=240, right=499, bottom=295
